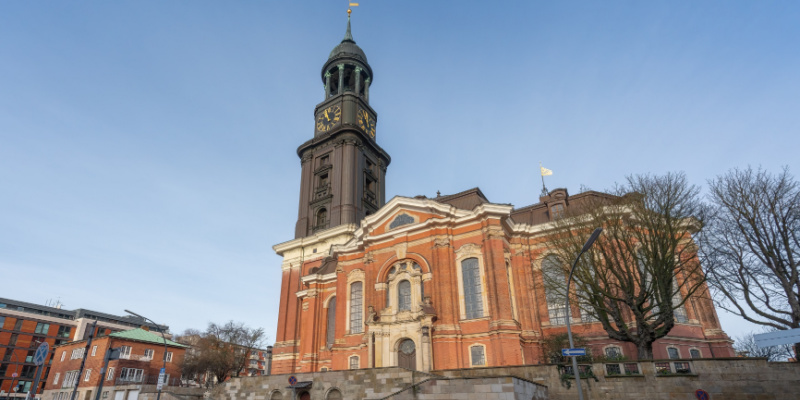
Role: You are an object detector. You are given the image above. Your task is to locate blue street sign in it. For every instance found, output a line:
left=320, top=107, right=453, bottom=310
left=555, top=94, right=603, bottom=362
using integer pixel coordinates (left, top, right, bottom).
left=288, top=376, right=297, bottom=386
left=561, top=348, right=586, bottom=357
left=33, top=342, right=50, bottom=366
left=695, top=389, right=709, bottom=400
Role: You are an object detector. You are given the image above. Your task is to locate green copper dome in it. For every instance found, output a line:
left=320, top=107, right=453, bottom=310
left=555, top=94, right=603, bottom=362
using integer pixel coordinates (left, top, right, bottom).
left=328, top=15, right=368, bottom=63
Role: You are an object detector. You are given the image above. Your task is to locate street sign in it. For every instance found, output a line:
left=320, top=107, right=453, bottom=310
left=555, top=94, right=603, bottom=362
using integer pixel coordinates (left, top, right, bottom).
left=695, top=389, right=710, bottom=400
left=156, top=368, right=166, bottom=391
left=561, top=348, right=587, bottom=357
left=288, top=376, right=297, bottom=386
left=754, top=328, right=800, bottom=348
left=33, top=342, right=50, bottom=366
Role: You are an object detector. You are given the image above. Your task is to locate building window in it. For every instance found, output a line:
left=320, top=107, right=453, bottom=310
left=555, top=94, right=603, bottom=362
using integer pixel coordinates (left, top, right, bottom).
left=604, top=346, right=623, bottom=359
left=53, top=372, right=60, bottom=385
left=0, top=316, right=5, bottom=328
left=542, top=255, right=567, bottom=326
left=9, top=334, right=18, bottom=346
left=119, top=346, right=132, bottom=358
left=14, top=319, right=24, bottom=331
left=143, top=349, right=154, bottom=359
left=349, top=356, right=359, bottom=370
left=84, top=369, right=91, bottom=382
left=106, top=367, right=114, bottom=381
left=57, top=326, right=72, bottom=339
left=461, top=258, right=484, bottom=319
left=326, top=296, right=336, bottom=349
left=119, top=368, right=144, bottom=383
left=316, top=208, right=328, bottom=227
left=34, top=323, right=50, bottom=334
left=102, top=392, right=108, bottom=399
left=551, top=204, right=565, bottom=219
left=350, top=282, right=363, bottom=333
left=398, top=280, right=411, bottom=311
left=70, top=348, right=85, bottom=360
left=667, top=347, right=680, bottom=359
left=166, top=351, right=173, bottom=362
left=61, top=351, right=66, bottom=362
left=689, top=349, right=701, bottom=359
left=91, top=346, right=98, bottom=357
left=470, top=345, right=486, bottom=366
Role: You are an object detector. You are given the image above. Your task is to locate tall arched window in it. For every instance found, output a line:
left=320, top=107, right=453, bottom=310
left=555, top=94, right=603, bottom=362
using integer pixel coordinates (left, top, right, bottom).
left=542, top=255, right=567, bottom=325
left=350, top=282, right=363, bottom=333
left=326, top=296, right=336, bottom=348
left=398, top=280, right=411, bottom=311
left=316, top=208, right=328, bottom=227
left=462, top=258, right=484, bottom=319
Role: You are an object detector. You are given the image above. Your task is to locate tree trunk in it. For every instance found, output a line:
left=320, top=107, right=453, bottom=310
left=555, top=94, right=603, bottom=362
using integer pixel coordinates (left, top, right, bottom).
left=637, top=342, right=654, bottom=359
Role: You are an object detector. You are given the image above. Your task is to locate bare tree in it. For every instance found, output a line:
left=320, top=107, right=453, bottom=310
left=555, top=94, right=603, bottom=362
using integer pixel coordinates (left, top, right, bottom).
left=177, top=322, right=267, bottom=385
left=734, top=329, right=795, bottom=361
left=545, top=172, right=707, bottom=359
left=702, top=167, right=800, bottom=360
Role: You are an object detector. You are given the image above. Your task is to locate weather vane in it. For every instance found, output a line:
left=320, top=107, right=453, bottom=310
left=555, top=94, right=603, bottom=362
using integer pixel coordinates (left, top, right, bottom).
left=348, top=2, right=359, bottom=15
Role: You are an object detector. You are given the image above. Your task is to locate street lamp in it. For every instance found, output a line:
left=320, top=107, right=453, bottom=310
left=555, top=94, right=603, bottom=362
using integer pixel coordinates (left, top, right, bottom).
left=565, top=227, right=603, bottom=400
left=124, top=310, right=168, bottom=400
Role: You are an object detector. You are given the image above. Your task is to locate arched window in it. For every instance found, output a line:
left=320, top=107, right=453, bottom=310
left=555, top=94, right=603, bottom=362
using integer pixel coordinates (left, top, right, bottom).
left=316, top=208, right=328, bottom=227
left=667, top=347, right=680, bottom=359
left=325, top=389, right=342, bottom=400
left=349, top=355, right=359, bottom=369
left=398, top=280, right=411, bottom=311
left=689, top=349, right=701, bottom=359
left=350, top=282, right=363, bottom=333
left=470, top=345, right=486, bottom=366
left=270, top=392, right=283, bottom=400
left=542, top=255, right=567, bottom=325
left=461, top=258, right=484, bottom=319
left=326, top=296, right=336, bottom=348
left=604, top=346, right=623, bottom=359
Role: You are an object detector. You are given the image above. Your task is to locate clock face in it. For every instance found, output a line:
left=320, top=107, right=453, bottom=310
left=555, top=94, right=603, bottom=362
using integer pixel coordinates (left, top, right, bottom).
left=316, top=105, right=341, bottom=133
left=357, top=108, right=376, bottom=138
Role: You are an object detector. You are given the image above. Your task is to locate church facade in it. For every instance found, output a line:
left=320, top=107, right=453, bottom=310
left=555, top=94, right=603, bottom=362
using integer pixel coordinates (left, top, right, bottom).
left=270, top=17, right=734, bottom=375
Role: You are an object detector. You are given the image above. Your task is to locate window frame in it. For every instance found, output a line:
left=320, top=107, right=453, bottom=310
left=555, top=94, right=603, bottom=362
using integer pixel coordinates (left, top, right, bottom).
left=469, top=344, right=487, bottom=367
left=348, top=355, right=359, bottom=370
left=667, top=346, right=681, bottom=359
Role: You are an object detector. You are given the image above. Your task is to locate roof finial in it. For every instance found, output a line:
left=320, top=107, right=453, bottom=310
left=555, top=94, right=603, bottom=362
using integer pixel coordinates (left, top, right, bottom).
left=343, top=10, right=354, bottom=43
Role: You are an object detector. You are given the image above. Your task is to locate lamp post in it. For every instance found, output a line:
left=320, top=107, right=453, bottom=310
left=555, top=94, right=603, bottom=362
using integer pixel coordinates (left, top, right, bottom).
left=565, top=228, right=603, bottom=400
left=124, top=310, right=167, bottom=400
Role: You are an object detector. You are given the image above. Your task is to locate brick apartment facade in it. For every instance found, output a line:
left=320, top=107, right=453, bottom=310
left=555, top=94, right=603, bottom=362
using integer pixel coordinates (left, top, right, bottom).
left=269, top=18, right=735, bottom=375
left=0, top=299, right=164, bottom=399
left=41, top=328, right=186, bottom=400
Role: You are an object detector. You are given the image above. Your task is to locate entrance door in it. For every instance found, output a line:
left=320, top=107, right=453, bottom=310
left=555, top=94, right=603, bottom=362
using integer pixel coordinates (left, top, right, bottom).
left=114, top=391, right=125, bottom=400
left=398, top=339, right=416, bottom=370
left=126, top=390, right=139, bottom=400
left=298, top=392, right=310, bottom=400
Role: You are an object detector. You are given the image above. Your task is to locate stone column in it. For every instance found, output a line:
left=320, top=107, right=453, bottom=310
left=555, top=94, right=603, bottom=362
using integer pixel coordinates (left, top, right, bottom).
left=324, top=71, right=332, bottom=98
left=337, top=64, right=345, bottom=95
left=354, top=67, right=362, bottom=95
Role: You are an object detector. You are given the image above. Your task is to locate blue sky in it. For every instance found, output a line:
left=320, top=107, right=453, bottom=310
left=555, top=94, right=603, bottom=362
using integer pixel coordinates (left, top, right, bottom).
left=1, top=1, right=798, bottom=342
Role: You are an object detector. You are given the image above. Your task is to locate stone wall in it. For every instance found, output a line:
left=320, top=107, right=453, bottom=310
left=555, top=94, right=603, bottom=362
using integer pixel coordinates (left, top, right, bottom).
left=376, top=376, right=547, bottom=400
left=435, top=358, right=800, bottom=400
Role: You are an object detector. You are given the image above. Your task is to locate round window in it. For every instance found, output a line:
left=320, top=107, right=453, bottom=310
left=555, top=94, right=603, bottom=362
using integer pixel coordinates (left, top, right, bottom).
left=399, top=339, right=415, bottom=355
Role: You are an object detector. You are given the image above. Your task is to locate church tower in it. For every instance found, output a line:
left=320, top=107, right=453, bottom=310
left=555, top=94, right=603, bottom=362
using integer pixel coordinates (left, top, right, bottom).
left=294, top=14, right=391, bottom=239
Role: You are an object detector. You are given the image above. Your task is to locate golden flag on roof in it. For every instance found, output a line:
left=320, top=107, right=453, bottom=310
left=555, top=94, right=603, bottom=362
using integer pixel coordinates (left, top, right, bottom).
left=540, top=166, right=553, bottom=176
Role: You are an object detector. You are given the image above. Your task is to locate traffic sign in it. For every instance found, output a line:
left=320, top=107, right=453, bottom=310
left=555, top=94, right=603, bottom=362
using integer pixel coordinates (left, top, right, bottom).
left=288, top=376, right=297, bottom=386
left=33, top=342, right=50, bottom=366
left=695, top=389, right=709, bottom=400
left=561, top=348, right=587, bottom=357
left=754, top=328, right=800, bottom=348
left=156, top=367, right=166, bottom=390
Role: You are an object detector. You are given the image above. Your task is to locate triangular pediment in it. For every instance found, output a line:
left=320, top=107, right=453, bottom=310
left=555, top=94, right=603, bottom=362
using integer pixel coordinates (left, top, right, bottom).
left=359, top=195, right=469, bottom=238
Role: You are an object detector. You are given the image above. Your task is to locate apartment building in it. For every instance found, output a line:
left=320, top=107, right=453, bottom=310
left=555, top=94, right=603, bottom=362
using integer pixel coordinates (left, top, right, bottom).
left=41, top=328, right=186, bottom=400
left=0, top=298, right=165, bottom=399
